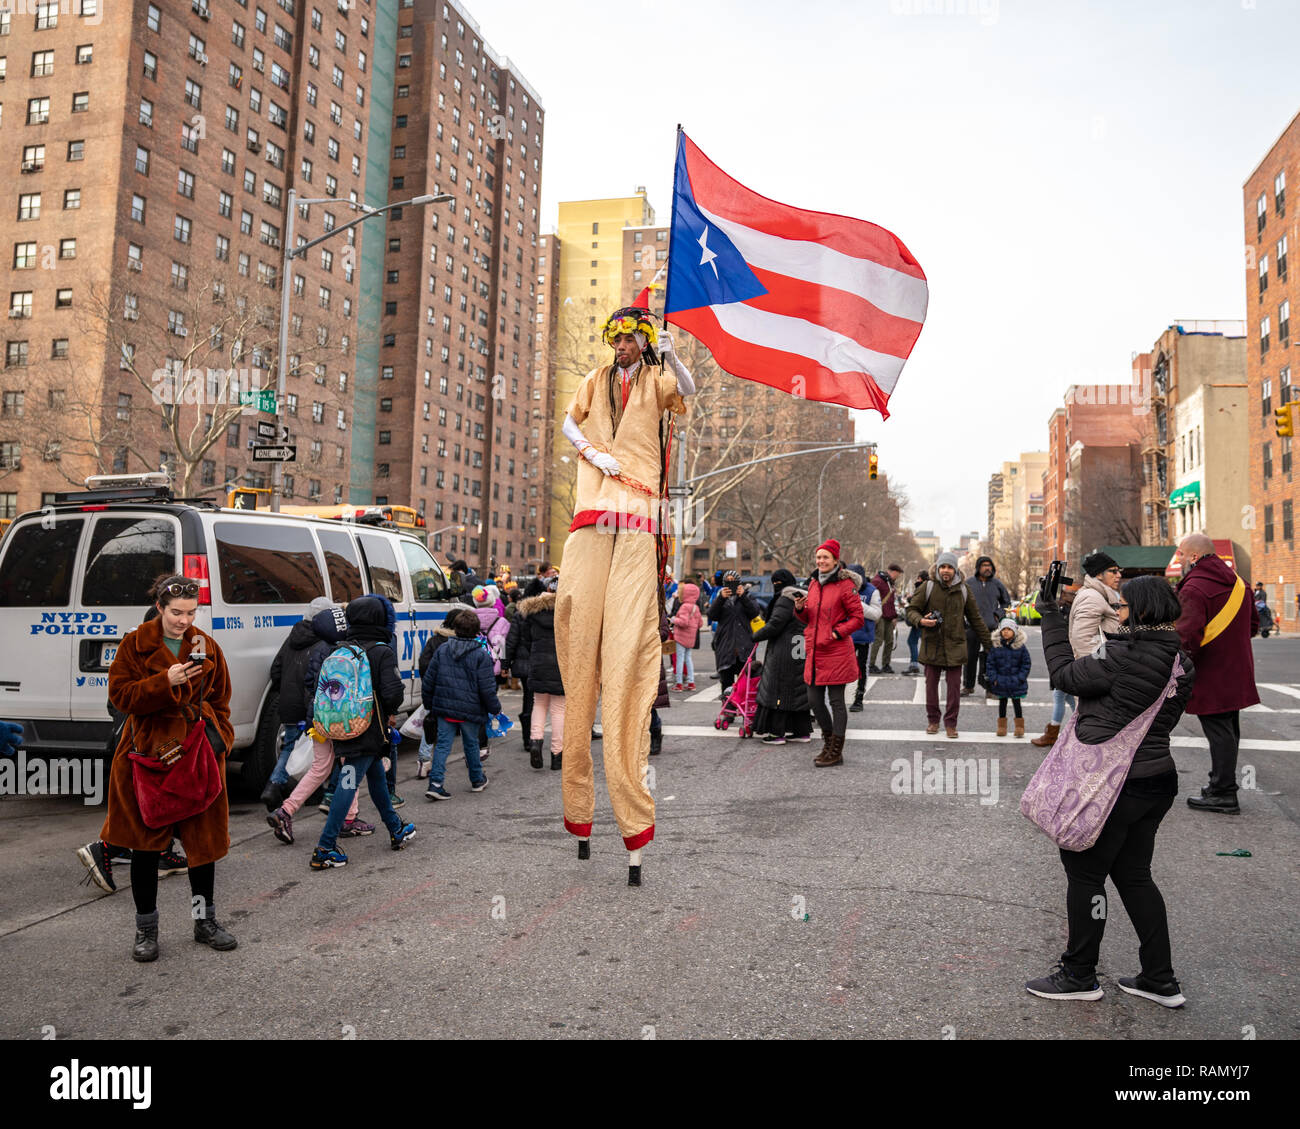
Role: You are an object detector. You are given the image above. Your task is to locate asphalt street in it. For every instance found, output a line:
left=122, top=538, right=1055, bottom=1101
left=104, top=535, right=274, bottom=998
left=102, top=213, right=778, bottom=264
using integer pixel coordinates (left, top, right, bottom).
left=2, top=628, right=1296, bottom=1040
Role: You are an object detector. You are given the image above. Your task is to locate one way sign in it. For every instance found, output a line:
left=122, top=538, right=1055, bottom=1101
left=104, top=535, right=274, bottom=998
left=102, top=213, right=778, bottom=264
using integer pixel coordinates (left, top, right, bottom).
left=255, top=421, right=290, bottom=442
left=251, top=445, right=296, bottom=462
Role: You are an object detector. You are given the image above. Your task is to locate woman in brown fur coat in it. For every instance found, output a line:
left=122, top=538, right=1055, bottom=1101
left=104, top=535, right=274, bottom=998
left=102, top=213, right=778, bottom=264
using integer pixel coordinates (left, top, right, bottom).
left=102, top=574, right=236, bottom=962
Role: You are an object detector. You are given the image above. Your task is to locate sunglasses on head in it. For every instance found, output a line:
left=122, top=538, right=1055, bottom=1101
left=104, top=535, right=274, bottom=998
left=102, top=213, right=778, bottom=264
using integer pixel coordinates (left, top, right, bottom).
left=162, top=580, right=200, bottom=598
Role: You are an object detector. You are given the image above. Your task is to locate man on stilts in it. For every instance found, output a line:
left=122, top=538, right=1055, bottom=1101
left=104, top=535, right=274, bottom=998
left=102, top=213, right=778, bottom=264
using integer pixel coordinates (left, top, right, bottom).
left=555, top=293, right=695, bottom=885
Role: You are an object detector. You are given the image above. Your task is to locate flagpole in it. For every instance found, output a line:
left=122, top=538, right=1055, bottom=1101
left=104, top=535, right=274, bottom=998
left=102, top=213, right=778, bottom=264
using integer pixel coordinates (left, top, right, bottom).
left=667, top=125, right=687, bottom=590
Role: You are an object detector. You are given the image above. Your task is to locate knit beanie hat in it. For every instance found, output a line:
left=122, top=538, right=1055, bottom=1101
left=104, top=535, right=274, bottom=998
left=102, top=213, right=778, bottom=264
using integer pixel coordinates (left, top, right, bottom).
left=307, top=596, right=335, bottom=618
left=1083, top=550, right=1119, bottom=578
left=935, top=551, right=959, bottom=570
left=998, top=617, right=1017, bottom=635
left=817, top=538, right=841, bottom=560
left=471, top=585, right=491, bottom=606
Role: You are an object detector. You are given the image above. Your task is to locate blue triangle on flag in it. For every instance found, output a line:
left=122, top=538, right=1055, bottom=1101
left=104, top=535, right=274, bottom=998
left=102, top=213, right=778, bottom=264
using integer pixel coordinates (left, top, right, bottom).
left=665, top=139, right=768, bottom=316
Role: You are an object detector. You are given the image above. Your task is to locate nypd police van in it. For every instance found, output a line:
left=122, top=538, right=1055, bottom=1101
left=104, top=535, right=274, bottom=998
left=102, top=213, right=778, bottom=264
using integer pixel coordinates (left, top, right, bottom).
left=0, top=474, right=460, bottom=793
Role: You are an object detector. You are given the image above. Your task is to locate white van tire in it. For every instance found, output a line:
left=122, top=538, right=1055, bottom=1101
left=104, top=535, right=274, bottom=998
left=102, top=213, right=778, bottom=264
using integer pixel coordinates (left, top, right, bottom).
left=239, top=691, right=281, bottom=796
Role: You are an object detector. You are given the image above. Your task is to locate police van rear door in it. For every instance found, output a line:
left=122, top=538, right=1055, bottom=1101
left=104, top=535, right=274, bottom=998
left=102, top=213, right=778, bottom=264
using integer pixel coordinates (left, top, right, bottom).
left=0, top=514, right=90, bottom=730
left=71, top=512, right=181, bottom=722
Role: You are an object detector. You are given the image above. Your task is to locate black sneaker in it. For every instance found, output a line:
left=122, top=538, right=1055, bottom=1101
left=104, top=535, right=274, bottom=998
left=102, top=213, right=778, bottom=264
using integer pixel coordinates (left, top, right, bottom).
left=76, top=841, right=116, bottom=894
left=1025, top=963, right=1104, bottom=1001
left=1118, top=975, right=1186, bottom=1008
left=157, top=847, right=188, bottom=878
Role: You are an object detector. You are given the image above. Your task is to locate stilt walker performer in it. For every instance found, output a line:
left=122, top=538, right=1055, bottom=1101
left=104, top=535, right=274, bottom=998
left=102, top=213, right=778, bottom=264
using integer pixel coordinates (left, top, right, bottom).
left=555, top=292, right=694, bottom=885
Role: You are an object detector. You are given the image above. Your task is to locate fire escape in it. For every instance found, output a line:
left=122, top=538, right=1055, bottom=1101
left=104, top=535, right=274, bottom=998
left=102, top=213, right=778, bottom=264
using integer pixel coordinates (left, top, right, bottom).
left=1143, top=353, right=1170, bottom=543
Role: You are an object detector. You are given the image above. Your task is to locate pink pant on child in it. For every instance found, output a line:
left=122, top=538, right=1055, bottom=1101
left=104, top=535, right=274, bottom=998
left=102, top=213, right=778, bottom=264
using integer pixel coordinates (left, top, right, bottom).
left=530, top=693, right=565, bottom=752
left=281, top=738, right=358, bottom=820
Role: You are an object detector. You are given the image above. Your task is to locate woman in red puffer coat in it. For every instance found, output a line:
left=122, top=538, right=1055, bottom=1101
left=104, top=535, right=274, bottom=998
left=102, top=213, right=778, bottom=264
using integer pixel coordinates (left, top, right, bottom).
left=793, top=539, right=864, bottom=768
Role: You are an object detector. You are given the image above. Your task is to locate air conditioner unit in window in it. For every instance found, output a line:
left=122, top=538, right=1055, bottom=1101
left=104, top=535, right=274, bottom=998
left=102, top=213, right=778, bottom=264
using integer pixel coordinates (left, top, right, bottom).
left=247, top=139, right=261, bottom=152
left=173, top=326, right=188, bottom=337
left=123, top=309, right=139, bottom=320
left=127, top=259, right=142, bottom=271
left=21, top=161, right=42, bottom=173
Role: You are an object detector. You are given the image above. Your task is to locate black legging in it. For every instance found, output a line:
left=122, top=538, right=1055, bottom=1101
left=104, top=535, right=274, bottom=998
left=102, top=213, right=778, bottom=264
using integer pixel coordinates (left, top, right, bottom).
left=997, top=697, right=1023, bottom=718
left=809, top=684, right=848, bottom=737
left=130, top=852, right=215, bottom=916
left=1059, top=774, right=1177, bottom=983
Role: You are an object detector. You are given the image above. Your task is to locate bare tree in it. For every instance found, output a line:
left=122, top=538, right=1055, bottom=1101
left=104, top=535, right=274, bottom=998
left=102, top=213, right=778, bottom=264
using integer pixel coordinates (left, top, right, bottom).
left=1066, top=457, right=1143, bottom=557
left=26, top=265, right=349, bottom=496
left=989, top=522, right=1037, bottom=598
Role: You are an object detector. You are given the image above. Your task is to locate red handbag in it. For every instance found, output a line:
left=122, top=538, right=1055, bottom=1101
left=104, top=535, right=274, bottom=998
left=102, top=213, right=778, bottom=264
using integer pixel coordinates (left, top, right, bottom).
left=128, top=713, right=224, bottom=831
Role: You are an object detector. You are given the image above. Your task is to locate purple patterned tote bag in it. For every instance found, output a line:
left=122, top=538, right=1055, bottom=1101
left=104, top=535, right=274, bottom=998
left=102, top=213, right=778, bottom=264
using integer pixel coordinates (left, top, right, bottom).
left=1020, top=655, right=1184, bottom=852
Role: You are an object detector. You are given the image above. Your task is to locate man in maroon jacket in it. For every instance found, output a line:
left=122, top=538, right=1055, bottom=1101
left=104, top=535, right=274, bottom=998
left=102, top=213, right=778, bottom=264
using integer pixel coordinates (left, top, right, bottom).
left=1175, top=534, right=1259, bottom=814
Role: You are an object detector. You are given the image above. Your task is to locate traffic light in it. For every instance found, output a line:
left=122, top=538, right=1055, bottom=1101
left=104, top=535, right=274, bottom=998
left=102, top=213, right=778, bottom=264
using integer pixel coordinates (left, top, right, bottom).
left=228, top=488, right=264, bottom=510
left=868, top=452, right=879, bottom=480
left=1276, top=404, right=1297, bottom=438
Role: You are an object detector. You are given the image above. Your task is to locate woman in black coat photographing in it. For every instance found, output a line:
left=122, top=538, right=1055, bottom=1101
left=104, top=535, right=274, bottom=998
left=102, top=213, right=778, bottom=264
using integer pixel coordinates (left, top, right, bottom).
left=1025, top=576, right=1195, bottom=1008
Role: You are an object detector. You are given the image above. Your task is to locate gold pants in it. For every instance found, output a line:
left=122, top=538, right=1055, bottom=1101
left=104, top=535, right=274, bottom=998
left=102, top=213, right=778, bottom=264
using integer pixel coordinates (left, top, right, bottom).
left=555, top=526, right=659, bottom=849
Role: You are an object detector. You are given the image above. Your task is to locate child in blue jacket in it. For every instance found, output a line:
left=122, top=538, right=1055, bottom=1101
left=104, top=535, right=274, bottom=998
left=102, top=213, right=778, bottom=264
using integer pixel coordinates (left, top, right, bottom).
left=421, top=609, right=502, bottom=798
left=985, top=617, right=1031, bottom=737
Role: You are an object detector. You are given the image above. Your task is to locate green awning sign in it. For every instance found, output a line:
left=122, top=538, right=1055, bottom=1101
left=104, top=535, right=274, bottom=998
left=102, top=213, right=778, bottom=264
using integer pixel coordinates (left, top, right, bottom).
left=1168, top=481, right=1201, bottom=509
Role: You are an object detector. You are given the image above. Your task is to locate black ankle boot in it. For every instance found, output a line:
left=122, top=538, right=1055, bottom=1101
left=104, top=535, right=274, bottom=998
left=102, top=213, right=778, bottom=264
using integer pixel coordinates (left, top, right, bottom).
left=577, top=839, right=590, bottom=860
left=194, top=913, right=238, bottom=951
left=132, top=911, right=159, bottom=962
left=649, top=729, right=662, bottom=756
left=627, top=865, right=641, bottom=887
left=550, top=751, right=562, bottom=770
left=528, top=738, right=543, bottom=770
left=849, top=695, right=864, bottom=713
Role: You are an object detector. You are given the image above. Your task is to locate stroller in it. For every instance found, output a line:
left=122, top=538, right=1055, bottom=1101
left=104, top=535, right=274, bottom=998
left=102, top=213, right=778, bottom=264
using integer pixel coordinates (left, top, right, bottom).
left=714, top=648, right=762, bottom=738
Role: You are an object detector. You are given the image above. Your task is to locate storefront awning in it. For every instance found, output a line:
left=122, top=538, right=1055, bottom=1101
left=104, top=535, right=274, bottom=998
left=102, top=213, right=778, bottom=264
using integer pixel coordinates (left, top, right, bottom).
left=1168, top=481, right=1201, bottom=509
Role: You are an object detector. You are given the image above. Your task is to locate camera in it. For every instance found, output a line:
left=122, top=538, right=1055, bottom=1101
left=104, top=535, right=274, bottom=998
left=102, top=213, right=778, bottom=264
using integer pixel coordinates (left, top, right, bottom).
left=927, top=610, right=944, bottom=627
left=1038, top=560, right=1074, bottom=605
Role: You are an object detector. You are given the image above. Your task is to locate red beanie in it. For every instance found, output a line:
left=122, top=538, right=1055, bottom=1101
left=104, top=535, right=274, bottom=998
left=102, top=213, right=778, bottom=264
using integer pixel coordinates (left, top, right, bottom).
left=817, top=538, right=841, bottom=560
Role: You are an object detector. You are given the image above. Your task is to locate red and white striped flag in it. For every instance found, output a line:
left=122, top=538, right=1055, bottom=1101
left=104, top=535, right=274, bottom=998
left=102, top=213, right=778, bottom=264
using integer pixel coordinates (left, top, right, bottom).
left=665, top=132, right=928, bottom=418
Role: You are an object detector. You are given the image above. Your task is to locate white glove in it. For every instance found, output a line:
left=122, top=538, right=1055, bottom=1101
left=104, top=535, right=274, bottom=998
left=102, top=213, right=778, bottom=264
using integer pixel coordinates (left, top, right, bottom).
left=586, top=449, right=621, bottom=477
left=658, top=332, right=676, bottom=360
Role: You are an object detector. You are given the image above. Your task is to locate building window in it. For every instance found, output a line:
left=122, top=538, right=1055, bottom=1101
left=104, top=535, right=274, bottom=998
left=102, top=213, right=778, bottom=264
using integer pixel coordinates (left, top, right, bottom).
left=63, top=189, right=81, bottom=210
left=148, top=4, right=161, bottom=31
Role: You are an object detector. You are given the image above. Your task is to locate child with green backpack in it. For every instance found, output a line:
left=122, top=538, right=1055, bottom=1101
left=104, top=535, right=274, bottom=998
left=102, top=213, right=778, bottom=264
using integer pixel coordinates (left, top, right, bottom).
left=305, top=596, right=415, bottom=870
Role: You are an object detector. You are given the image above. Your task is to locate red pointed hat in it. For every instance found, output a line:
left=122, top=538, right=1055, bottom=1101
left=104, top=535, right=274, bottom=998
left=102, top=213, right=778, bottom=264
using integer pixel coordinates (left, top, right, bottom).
left=817, top=538, right=841, bottom=559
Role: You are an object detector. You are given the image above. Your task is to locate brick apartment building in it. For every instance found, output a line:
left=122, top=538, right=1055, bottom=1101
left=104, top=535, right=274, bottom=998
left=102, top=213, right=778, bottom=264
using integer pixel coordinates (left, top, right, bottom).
left=0, top=0, right=379, bottom=515
left=0, top=0, right=549, bottom=576
left=1244, top=109, right=1300, bottom=628
left=1040, top=386, right=1146, bottom=571
left=1130, top=322, right=1246, bottom=548
left=376, top=0, right=545, bottom=570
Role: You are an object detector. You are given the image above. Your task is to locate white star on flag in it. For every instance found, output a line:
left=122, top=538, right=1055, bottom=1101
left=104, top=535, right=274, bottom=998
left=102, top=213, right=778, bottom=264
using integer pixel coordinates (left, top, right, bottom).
left=697, top=227, right=719, bottom=279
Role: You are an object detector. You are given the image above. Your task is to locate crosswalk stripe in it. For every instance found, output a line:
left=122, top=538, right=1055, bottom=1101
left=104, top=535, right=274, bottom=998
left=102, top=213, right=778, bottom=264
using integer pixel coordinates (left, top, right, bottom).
left=657, top=725, right=1300, bottom=752
left=1259, top=683, right=1300, bottom=700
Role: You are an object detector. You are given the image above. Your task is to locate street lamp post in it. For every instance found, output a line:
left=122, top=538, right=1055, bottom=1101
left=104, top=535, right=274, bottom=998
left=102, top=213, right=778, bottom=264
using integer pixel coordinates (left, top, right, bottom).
left=271, top=188, right=453, bottom=511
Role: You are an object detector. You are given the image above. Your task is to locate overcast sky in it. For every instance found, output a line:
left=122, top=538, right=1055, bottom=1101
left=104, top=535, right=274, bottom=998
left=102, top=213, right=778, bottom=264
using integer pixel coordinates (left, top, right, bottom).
left=468, top=0, right=1298, bottom=546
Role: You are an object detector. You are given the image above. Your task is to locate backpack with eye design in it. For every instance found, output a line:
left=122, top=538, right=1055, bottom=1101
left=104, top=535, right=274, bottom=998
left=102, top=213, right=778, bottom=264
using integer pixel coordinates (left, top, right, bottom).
left=310, top=643, right=381, bottom=741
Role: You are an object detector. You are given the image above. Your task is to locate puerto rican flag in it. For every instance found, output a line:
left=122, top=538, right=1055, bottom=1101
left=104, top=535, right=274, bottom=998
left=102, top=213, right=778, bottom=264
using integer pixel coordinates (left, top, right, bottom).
left=665, top=131, right=928, bottom=418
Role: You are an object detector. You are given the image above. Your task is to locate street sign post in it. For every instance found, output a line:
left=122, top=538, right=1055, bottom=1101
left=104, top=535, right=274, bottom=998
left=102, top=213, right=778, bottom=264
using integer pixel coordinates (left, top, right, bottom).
left=666, top=485, right=692, bottom=497
left=251, top=445, right=296, bottom=462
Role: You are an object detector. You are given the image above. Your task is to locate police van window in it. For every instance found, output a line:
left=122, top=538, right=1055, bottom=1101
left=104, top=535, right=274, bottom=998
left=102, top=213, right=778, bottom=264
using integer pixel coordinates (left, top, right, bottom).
left=82, top=517, right=176, bottom=606
left=357, top=534, right=404, bottom=603
left=399, top=539, right=449, bottom=600
left=214, top=520, right=325, bottom=604
left=317, top=527, right=365, bottom=603
left=0, top=519, right=84, bottom=606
